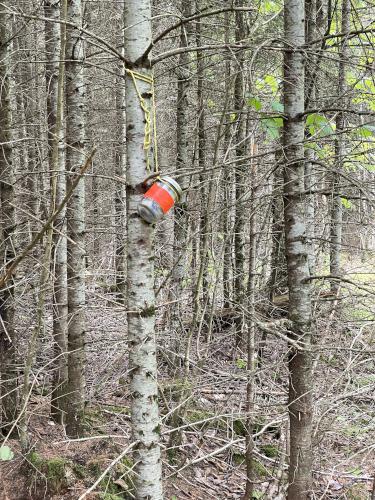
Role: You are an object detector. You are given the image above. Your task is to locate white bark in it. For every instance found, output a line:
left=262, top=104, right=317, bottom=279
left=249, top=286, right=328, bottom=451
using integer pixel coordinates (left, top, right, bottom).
left=124, top=1, right=163, bottom=499
left=65, top=0, right=86, bottom=438
left=283, top=0, right=313, bottom=498
left=44, top=0, right=69, bottom=423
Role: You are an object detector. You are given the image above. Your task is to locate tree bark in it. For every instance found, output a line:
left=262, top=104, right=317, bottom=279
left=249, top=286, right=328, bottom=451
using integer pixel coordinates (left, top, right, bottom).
left=0, top=1, right=18, bottom=432
left=124, top=1, right=163, bottom=498
left=329, top=0, right=351, bottom=291
left=172, top=0, right=193, bottom=301
left=283, top=1, right=314, bottom=498
left=65, top=0, right=87, bottom=438
left=233, top=2, right=248, bottom=346
left=114, top=58, right=126, bottom=303
left=44, top=0, right=69, bottom=424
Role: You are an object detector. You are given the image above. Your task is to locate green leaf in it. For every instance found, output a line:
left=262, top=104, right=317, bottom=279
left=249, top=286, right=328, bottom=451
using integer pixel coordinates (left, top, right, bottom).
left=236, top=358, right=247, bottom=369
left=247, top=96, right=262, bottom=111
left=271, top=100, right=284, bottom=113
left=262, top=117, right=283, bottom=139
left=252, top=491, right=265, bottom=499
left=341, top=197, right=352, bottom=209
left=230, top=113, right=237, bottom=123
left=356, top=125, right=375, bottom=138
left=348, top=467, right=362, bottom=476
left=207, top=98, right=215, bottom=109
left=306, top=113, right=333, bottom=137
left=0, top=446, right=14, bottom=461
left=264, top=74, right=278, bottom=93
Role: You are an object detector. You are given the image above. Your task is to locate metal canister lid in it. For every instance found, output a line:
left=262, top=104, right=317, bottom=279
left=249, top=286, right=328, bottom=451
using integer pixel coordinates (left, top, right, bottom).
left=160, top=176, right=182, bottom=201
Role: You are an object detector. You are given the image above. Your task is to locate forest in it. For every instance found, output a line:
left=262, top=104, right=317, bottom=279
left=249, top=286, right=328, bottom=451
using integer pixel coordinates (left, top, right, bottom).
left=0, top=0, right=374, bottom=499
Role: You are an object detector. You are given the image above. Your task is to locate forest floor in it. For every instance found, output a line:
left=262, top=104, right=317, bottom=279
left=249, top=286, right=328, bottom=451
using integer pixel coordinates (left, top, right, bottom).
left=1, top=256, right=374, bottom=499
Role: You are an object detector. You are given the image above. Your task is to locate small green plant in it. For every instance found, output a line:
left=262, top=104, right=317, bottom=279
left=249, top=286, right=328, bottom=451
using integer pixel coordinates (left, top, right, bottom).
left=236, top=358, right=247, bottom=369
left=28, top=452, right=70, bottom=494
left=0, top=446, right=14, bottom=461
left=260, top=444, right=279, bottom=458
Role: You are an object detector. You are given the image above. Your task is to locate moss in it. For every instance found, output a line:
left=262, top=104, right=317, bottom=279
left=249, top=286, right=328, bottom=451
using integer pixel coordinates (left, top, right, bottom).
left=89, top=455, right=134, bottom=499
left=260, top=444, right=279, bottom=458
left=252, top=459, right=269, bottom=478
left=346, top=483, right=369, bottom=500
left=233, top=418, right=246, bottom=436
left=71, top=462, right=86, bottom=479
left=101, top=404, right=130, bottom=415
left=28, top=452, right=70, bottom=493
left=167, top=447, right=178, bottom=464
left=99, top=495, right=124, bottom=500
left=185, top=410, right=214, bottom=429
left=161, top=379, right=192, bottom=402
left=232, top=452, right=245, bottom=465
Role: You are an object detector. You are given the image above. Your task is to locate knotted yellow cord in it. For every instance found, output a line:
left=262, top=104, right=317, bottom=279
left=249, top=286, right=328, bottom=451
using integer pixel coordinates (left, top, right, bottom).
left=125, top=68, right=159, bottom=175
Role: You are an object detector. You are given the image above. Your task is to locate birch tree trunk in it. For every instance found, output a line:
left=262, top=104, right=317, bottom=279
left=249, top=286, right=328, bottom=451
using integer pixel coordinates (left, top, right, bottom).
left=283, top=1, right=314, bottom=498
left=329, top=0, right=351, bottom=290
left=0, top=2, right=18, bottom=431
left=65, top=0, right=86, bottom=438
left=124, top=1, right=163, bottom=498
left=44, top=0, right=69, bottom=424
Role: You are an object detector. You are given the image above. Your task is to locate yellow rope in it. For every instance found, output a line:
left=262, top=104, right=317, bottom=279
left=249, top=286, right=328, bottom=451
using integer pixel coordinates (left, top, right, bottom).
left=125, top=68, right=159, bottom=175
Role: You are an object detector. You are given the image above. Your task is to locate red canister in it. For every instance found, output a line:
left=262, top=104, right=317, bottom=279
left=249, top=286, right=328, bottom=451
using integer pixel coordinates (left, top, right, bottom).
left=138, top=176, right=182, bottom=223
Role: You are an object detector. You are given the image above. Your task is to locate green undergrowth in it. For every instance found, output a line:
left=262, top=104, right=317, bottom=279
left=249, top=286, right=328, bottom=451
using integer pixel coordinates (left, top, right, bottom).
left=28, top=452, right=72, bottom=494
left=27, top=451, right=134, bottom=498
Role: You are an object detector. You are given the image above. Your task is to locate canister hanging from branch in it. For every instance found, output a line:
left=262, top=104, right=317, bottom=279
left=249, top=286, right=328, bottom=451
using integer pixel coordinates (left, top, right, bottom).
left=138, top=176, right=182, bottom=224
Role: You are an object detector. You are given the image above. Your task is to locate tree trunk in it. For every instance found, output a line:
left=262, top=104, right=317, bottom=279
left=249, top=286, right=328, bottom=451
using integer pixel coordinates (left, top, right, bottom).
left=305, top=0, right=317, bottom=276
left=329, top=0, right=351, bottom=291
left=0, top=2, right=18, bottom=432
left=114, top=55, right=126, bottom=303
left=283, top=1, right=314, bottom=498
left=173, top=0, right=193, bottom=299
left=65, top=0, right=87, bottom=438
left=44, top=0, right=69, bottom=424
left=233, top=3, right=248, bottom=346
left=124, top=1, right=163, bottom=498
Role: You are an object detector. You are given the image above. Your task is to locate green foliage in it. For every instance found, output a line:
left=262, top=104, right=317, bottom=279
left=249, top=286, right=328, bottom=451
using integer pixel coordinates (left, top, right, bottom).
left=260, top=444, right=279, bottom=458
left=252, top=459, right=269, bottom=478
left=346, top=483, right=369, bottom=500
left=259, top=0, right=281, bottom=14
left=355, top=125, right=375, bottom=138
left=0, top=446, right=14, bottom=461
left=262, top=116, right=283, bottom=139
left=233, top=418, right=246, bottom=436
left=341, top=197, right=352, bottom=209
left=247, top=96, right=262, bottom=111
left=185, top=409, right=214, bottom=429
left=161, top=378, right=192, bottom=402
left=232, top=452, right=245, bottom=465
left=348, top=467, right=363, bottom=476
left=236, top=358, right=247, bottom=369
left=99, top=495, right=124, bottom=500
left=263, top=74, right=279, bottom=93
left=255, top=74, right=279, bottom=94
left=28, top=452, right=70, bottom=494
left=252, top=491, right=265, bottom=499
left=271, top=100, right=284, bottom=112
left=306, top=113, right=334, bottom=137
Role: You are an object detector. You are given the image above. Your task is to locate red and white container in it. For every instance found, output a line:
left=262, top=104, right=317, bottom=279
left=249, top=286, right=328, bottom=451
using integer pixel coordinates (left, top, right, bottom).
left=138, top=176, right=182, bottom=223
